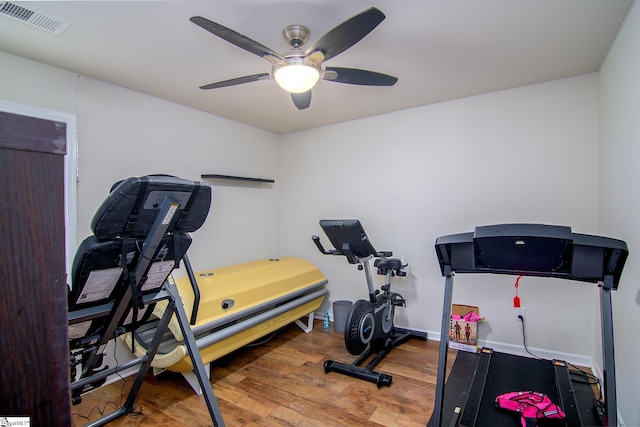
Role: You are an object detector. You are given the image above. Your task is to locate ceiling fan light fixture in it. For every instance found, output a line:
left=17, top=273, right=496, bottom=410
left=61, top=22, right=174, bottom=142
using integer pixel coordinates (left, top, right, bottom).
left=191, top=7, right=392, bottom=109
left=273, top=58, right=320, bottom=93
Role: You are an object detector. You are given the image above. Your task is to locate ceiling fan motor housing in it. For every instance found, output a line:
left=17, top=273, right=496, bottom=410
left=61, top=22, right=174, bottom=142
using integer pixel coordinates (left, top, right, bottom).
left=282, top=24, right=310, bottom=47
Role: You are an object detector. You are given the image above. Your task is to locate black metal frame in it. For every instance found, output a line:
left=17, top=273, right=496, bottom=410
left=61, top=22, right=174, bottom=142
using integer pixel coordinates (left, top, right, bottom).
left=431, top=223, right=628, bottom=427
left=313, top=219, right=427, bottom=387
left=68, top=178, right=226, bottom=426
left=324, top=325, right=426, bottom=387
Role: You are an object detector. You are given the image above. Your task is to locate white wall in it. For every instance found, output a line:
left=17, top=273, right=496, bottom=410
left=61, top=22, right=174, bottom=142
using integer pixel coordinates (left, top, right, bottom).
left=0, top=52, right=281, bottom=271
left=74, top=76, right=281, bottom=271
left=1, top=51, right=281, bottom=381
left=0, top=53, right=77, bottom=114
left=598, top=1, right=640, bottom=425
left=279, top=74, right=600, bottom=362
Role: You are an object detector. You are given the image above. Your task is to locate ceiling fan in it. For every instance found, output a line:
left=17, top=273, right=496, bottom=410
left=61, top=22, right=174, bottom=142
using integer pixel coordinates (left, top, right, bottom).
left=190, top=7, right=398, bottom=110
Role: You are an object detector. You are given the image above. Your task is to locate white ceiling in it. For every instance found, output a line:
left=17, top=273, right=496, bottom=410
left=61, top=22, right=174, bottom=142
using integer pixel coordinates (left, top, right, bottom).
left=0, top=1, right=633, bottom=134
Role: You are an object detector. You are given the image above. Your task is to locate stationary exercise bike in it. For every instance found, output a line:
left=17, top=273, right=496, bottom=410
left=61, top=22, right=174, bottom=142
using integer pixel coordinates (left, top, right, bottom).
left=312, top=219, right=427, bottom=387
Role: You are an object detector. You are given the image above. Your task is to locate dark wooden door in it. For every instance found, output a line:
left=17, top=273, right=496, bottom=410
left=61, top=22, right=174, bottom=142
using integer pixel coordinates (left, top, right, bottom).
left=0, top=111, right=71, bottom=425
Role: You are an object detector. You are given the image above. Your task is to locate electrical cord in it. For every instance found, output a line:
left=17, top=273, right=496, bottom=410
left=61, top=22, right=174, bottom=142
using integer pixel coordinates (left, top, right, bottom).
left=111, top=336, right=144, bottom=419
left=72, top=400, right=120, bottom=421
left=568, top=363, right=602, bottom=399
left=518, top=315, right=543, bottom=360
left=71, top=331, right=144, bottom=422
left=514, top=276, right=605, bottom=424
left=518, top=315, right=602, bottom=400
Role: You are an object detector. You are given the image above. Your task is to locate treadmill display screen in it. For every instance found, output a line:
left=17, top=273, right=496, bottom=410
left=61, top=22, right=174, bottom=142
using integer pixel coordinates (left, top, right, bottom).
left=473, top=224, right=573, bottom=276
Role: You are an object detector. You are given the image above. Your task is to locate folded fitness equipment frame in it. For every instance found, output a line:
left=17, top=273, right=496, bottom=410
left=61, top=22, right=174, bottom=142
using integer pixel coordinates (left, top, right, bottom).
left=313, top=219, right=427, bottom=387
left=432, top=223, right=628, bottom=427
left=67, top=175, right=225, bottom=427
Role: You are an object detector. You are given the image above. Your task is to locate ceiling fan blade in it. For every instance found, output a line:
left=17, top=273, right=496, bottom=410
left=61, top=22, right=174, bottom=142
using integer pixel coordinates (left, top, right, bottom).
left=324, top=67, right=398, bottom=86
left=191, top=16, right=283, bottom=63
left=291, top=91, right=311, bottom=110
left=305, top=7, right=385, bottom=63
left=200, top=73, right=271, bottom=90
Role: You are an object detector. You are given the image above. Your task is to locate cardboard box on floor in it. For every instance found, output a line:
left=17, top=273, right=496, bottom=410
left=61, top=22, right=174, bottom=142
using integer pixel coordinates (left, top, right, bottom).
left=449, top=304, right=483, bottom=353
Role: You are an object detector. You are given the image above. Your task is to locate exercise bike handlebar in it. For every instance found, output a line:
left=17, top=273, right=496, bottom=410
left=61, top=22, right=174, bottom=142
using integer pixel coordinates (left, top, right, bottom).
left=312, top=235, right=360, bottom=264
left=312, top=235, right=337, bottom=255
left=312, top=235, right=393, bottom=261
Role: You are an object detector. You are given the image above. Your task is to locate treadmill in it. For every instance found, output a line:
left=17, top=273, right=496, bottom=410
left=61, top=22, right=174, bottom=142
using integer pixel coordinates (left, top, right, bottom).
left=431, top=224, right=628, bottom=427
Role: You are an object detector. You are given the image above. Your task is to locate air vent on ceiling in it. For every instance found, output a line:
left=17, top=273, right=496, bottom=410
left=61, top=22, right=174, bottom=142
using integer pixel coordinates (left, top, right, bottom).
left=0, top=1, right=70, bottom=35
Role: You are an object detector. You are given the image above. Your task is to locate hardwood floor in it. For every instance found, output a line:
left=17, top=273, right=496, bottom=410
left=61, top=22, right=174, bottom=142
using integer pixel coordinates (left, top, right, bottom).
left=71, top=320, right=454, bottom=426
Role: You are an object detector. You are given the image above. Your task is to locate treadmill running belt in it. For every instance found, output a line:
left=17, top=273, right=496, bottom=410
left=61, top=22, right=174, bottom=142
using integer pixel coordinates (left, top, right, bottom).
left=475, top=352, right=561, bottom=426
left=429, top=351, right=601, bottom=427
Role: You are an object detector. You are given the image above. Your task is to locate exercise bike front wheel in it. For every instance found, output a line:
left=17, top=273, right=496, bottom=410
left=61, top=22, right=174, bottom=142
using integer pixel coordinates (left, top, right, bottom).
left=345, top=300, right=374, bottom=355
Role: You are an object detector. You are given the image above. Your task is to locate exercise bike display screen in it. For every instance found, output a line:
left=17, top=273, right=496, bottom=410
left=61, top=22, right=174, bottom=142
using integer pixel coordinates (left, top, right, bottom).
left=319, top=219, right=378, bottom=259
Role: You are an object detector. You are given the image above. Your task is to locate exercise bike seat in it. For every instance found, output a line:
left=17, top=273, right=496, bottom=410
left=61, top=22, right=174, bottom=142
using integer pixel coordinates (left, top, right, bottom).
left=374, top=257, right=403, bottom=272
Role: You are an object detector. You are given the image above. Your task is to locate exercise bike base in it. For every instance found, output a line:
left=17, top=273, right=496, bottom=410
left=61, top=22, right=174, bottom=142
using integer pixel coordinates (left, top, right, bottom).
left=324, top=328, right=427, bottom=388
left=324, top=359, right=393, bottom=387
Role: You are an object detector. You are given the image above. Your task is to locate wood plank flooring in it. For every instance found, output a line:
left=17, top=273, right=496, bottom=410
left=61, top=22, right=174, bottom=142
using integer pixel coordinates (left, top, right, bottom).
left=71, top=320, right=454, bottom=426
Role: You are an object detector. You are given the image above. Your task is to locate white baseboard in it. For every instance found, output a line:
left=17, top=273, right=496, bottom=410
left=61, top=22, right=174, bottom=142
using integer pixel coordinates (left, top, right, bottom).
left=425, top=329, right=593, bottom=367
